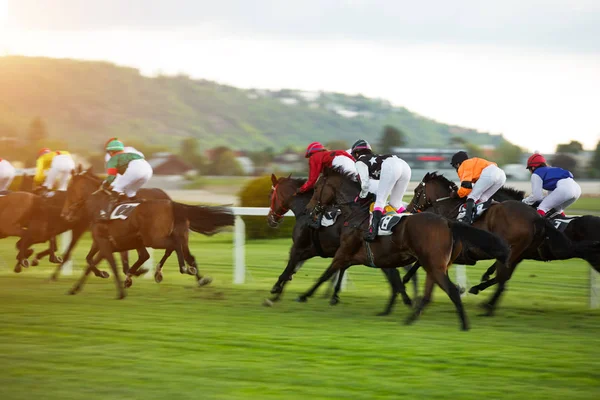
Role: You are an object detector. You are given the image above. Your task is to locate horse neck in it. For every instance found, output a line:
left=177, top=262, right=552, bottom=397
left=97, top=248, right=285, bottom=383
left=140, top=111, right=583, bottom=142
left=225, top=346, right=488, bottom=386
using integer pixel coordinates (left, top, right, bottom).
left=431, top=198, right=463, bottom=218
left=289, top=192, right=311, bottom=217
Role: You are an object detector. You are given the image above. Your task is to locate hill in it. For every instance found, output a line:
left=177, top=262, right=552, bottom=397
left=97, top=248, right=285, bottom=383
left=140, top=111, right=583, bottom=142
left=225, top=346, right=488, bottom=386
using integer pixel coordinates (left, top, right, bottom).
left=0, top=56, right=508, bottom=152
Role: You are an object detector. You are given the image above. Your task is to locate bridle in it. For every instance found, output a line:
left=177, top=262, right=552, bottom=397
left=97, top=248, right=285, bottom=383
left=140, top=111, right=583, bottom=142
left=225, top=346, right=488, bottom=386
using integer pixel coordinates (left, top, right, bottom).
left=409, top=180, right=458, bottom=214
left=62, top=172, right=105, bottom=219
left=268, top=182, right=290, bottom=224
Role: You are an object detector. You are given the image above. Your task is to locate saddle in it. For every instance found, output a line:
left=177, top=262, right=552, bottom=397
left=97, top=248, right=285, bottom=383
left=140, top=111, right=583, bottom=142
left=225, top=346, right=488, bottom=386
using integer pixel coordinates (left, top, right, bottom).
left=457, top=198, right=494, bottom=223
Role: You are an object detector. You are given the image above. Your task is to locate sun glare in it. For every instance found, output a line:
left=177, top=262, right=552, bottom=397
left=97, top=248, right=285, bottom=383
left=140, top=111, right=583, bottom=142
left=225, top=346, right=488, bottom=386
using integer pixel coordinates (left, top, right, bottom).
left=0, top=0, right=7, bottom=28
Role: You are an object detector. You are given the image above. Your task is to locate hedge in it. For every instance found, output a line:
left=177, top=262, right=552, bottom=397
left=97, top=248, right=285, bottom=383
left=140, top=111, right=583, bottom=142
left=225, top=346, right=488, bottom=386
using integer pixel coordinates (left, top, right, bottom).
left=238, top=175, right=295, bottom=240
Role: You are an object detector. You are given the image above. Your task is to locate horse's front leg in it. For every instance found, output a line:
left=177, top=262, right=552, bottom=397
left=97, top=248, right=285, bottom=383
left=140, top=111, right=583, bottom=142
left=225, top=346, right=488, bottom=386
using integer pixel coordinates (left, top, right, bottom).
left=297, top=258, right=346, bottom=302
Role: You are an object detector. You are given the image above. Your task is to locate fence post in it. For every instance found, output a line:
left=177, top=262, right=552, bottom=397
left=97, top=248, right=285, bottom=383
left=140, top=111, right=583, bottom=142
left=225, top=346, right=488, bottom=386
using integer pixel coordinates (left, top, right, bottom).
left=233, top=215, right=245, bottom=284
left=60, top=231, right=72, bottom=275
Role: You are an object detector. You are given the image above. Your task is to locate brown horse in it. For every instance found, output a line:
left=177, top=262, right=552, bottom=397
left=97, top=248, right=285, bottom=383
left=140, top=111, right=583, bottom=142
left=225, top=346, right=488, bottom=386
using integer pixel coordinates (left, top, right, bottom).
left=405, top=172, right=600, bottom=314
left=61, top=169, right=234, bottom=299
left=267, top=174, right=413, bottom=314
left=298, top=168, right=510, bottom=330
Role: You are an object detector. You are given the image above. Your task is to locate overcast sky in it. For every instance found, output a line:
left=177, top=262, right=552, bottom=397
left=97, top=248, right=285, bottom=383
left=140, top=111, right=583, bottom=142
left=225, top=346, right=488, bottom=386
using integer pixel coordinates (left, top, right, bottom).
left=2, top=0, right=599, bottom=153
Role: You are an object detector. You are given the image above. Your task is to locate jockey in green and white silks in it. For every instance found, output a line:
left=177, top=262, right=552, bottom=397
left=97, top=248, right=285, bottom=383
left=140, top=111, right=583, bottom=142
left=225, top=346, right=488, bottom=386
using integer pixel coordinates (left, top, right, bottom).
left=100, top=139, right=153, bottom=220
left=103, top=139, right=153, bottom=198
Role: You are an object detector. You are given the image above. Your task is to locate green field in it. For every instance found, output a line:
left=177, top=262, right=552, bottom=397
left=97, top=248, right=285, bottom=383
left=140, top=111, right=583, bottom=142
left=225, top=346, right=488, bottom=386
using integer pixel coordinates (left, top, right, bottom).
left=0, top=233, right=599, bottom=400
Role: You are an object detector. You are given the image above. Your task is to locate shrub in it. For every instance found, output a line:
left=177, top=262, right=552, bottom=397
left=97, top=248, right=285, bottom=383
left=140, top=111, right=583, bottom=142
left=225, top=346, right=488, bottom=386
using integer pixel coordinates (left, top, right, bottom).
left=238, top=175, right=295, bottom=240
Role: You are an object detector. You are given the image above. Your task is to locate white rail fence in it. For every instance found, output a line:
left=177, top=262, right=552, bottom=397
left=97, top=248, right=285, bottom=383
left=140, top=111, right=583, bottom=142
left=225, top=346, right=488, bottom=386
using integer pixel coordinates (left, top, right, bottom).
left=55, top=206, right=598, bottom=308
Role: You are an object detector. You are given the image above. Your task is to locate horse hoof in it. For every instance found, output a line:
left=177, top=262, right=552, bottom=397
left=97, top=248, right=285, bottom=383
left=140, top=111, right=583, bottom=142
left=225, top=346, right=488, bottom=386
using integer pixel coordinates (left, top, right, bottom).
left=329, top=297, right=339, bottom=306
left=263, top=298, right=274, bottom=307
left=100, top=271, right=110, bottom=279
left=179, top=267, right=187, bottom=275
left=456, top=285, right=466, bottom=295
left=188, top=266, right=198, bottom=275
left=296, top=296, right=307, bottom=303
left=67, top=289, right=77, bottom=295
left=468, top=287, right=479, bottom=295
left=270, top=286, right=282, bottom=295
left=403, top=298, right=413, bottom=307
left=117, top=293, right=127, bottom=300
left=154, top=273, right=163, bottom=283
left=50, top=256, right=63, bottom=264
left=31, top=259, right=39, bottom=267
left=124, top=278, right=132, bottom=288
left=198, top=277, right=212, bottom=287
left=14, top=265, right=22, bottom=273
left=20, top=259, right=30, bottom=268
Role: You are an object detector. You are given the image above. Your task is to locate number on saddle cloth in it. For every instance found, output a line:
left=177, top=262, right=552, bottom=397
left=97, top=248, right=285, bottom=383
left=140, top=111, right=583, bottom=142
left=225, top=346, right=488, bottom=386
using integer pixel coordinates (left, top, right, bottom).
left=377, top=214, right=410, bottom=236
left=551, top=217, right=574, bottom=233
left=109, top=202, right=141, bottom=220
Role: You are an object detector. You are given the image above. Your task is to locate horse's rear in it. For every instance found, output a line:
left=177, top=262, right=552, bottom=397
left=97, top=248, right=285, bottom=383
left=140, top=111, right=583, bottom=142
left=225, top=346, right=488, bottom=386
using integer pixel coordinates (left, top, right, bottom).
left=0, top=192, right=39, bottom=238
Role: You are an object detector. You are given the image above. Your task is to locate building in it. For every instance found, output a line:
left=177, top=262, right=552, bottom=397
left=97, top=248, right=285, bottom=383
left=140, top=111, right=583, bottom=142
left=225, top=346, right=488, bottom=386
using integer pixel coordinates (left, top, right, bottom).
left=147, top=152, right=196, bottom=176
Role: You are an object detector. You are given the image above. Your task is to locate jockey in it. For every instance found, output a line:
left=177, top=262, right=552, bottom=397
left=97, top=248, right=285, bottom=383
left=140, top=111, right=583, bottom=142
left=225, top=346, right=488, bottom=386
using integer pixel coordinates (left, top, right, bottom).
left=450, top=151, right=506, bottom=224
left=34, top=148, right=76, bottom=195
left=99, top=139, right=153, bottom=220
left=300, top=142, right=357, bottom=228
left=352, top=139, right=412, bottom=242
left=522, top=153, right=581, bottom=217
left=103, top=137, right=144, bottom=164
left=0, top=158, right=16, bottom=192
left=298, top=141, right=357, bottom=194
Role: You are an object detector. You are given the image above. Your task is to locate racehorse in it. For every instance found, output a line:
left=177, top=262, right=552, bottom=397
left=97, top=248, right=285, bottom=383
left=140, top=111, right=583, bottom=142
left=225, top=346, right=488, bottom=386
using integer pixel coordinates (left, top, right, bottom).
left=267, top=174, right=414, bottom=314
left=406, top=172, right=600, bottom=314
left=298, top=168, right=511, bottom=330
left=61, top=169, right=234, bottom=299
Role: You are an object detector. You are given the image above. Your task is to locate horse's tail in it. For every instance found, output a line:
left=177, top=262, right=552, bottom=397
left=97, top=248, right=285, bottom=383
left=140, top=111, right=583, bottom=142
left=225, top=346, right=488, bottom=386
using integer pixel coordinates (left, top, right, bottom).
left=449, top=221, right=510, bottom=264
left=539, top=218, right=600, bottom=267
left=172, top=202, right=235, bottom=235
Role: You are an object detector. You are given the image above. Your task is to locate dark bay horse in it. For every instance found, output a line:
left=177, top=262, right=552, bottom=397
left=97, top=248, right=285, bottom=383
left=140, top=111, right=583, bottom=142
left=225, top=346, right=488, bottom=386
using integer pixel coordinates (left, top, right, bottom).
left=406, top=172, right=600, bottom=314
left=297, top=168, right=511, bottom=330
left=61, top=170, right=234, bottom=299
left=267, top=174, right=412, bottom=314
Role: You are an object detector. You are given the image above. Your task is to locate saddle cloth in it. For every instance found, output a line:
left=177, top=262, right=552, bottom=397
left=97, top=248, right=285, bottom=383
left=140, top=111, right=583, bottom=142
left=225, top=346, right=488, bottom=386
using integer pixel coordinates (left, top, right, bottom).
left=377, top=213, right=411, bottom=236
left=109, top=202, right=141, bottom=220
left=549, top=217, right=575, bottom=232
left=457, top=199, right=493, bottom=223
left=321, top=208, right=342, bottom=227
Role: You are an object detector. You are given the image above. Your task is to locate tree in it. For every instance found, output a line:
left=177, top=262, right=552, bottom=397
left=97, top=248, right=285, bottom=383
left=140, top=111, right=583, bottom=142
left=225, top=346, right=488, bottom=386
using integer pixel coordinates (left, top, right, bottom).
left=325, top=140, right=349, bottom=151
left=556, top=140, right=583, bottom=154
left=179, top=138, right=205, bottom=173
left=551, top=153, right=578, bottom=175
left=449, top=136, right=468, bottom=147
left=590, top=140, right=600, bottom=177
left=379, top=125, right=407, bottom=153
left=495, top=141, right=523, bottom=166
left=27, top=117, right=48, bottom=145
left=207, top=146, right=244, bottom=176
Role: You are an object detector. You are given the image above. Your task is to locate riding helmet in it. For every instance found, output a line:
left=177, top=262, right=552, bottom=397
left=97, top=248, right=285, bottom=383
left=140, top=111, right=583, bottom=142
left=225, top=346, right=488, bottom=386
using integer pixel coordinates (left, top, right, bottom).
left=106, top=139, right=125, bottom=152
left=526, top=153, right=546, bottom=170
left=37, top=148, right=51, bottom=157
left=351, top=139, right=372, bottom=158
left=450, top=151, right=469, bottom=168
left=305, top=142, right=326, bottom=158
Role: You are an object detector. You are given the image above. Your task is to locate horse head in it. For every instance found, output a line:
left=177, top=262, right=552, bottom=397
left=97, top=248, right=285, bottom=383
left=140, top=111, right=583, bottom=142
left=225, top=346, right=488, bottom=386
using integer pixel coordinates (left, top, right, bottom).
left=267, top=173, right=300, bottom=228
left=407, top=172, right=458, bottom=213
left=307, top=167, right=360, bottom=212
left=61, top=168, right=104, bottom=221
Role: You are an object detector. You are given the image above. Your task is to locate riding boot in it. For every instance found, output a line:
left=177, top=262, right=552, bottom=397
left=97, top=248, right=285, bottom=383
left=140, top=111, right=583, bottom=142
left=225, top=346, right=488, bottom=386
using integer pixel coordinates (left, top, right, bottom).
left=364, top=210, right=383, bottom=242
left=308, top=212, right=321, bottom=229
left=99, top=192, right=121, bottom=221
left=461, top=199, right=475, bottom=224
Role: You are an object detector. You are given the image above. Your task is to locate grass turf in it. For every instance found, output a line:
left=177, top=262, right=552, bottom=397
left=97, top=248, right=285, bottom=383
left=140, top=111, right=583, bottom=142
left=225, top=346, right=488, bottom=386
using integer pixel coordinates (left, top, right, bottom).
left=0, top=233, right=599, bottom=400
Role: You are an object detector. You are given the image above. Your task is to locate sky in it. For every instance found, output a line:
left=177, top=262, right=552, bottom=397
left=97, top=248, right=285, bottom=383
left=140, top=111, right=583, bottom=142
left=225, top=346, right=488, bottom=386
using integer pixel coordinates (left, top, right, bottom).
left=1, top=0, right=600, bottom=153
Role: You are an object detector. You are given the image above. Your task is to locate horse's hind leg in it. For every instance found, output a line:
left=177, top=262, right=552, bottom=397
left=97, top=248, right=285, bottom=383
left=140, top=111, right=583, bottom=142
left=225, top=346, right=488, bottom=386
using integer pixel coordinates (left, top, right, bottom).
left=405, top=272, right=435, bottom=326
left=183, top=244, right=212, bottom=287
left=378, top=268, right=411, bottom=316
left=329, top=269, right=347, bottom=305
left=69, top=247, right=103, bottom=295
left=48, top=236, right=62, bottom=263
left=437, top=270, right=469, bottom=331
left=297, top=259, right=345, bottom=302
left=124, top=248, right=150, bottom=289
left=480, top=261, right=498, bottom=282
left=154, top=249, right=172, bottom=283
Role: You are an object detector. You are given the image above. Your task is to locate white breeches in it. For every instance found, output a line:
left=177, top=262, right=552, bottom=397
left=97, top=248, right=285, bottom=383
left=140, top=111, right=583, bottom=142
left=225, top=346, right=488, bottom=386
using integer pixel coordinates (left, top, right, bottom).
left=468, top=165, right=506, bottom=203
left=0, top=160, right=16, bottom=191
left=43, top=155, right=75, bottom=191
left=111, top=159, right=153, bottom=198
left=538, top=178, right=581, bottom=213
left=374, top=157, right=412, bottom=211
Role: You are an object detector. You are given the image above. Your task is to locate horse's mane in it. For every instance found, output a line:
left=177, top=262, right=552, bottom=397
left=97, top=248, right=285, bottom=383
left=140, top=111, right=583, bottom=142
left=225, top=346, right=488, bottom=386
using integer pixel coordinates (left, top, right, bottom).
left=496, top=186, right=525, bottom=200
left=324, top=166, right=358, bottom=182
left=423, top=171, right=457, bottom=190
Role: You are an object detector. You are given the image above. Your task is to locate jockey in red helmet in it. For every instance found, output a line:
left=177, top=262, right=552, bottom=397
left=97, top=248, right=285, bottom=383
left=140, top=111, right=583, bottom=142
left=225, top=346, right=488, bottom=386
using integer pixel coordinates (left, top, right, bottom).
left=298, top=142, right=356, bottom=194
left=522, top=153, right=580, bottom=217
